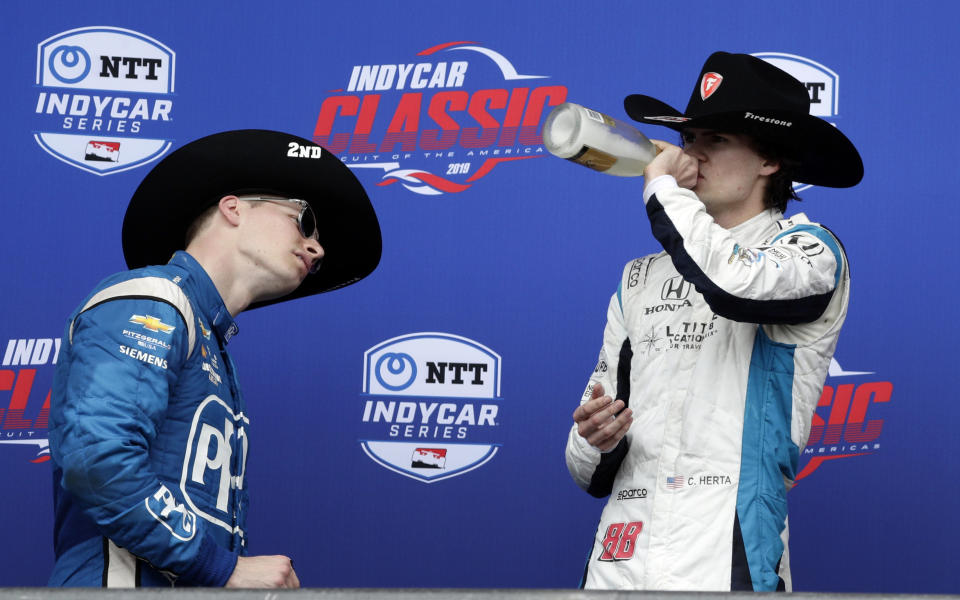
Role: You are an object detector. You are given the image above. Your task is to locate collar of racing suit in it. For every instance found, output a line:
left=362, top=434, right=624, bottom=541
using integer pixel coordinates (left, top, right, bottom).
left=727, top=207, right=783, bottom=241
left=167, top=250, right=239, bottom=344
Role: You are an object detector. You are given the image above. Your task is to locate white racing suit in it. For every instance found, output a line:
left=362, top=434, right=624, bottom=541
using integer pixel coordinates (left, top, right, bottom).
left=566, top=176, right=849, bottom=591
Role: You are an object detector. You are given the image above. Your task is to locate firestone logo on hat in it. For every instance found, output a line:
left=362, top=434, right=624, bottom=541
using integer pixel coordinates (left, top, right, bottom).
left=700, top=72, right=723, bottom=100
left=33, top=26, right=176, bottom=176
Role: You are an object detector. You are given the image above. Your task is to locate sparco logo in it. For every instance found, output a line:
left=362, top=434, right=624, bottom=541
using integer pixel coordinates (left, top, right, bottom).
left=360, top=332, right=502, bottom=483
left=34, top=26, right=175, bottom=175
left=0, top=337, right=60, bottom=463
left=616, top=488, right=648, bottom=501
left=752, top=52, right=841, bottom=193
left=313, top=41, right=567, bottom=195
left=796, top=358, right=892, bottom=481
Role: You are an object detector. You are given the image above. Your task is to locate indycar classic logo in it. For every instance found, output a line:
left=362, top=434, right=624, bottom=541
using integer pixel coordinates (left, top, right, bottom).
left=795, top=358, right=893, bottom=481
left=752, top=52, right=841, bottom=193
left=0, top=337, right=60, bottom=463
left=359, top=332, right=502, bottom=483
left=313, top=41, right=568, bottom=195
left=34, top=26, right=175, bottom=175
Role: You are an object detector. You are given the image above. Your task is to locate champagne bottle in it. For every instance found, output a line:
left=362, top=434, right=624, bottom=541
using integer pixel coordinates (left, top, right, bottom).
left=542, top=102, right=658, bottom=177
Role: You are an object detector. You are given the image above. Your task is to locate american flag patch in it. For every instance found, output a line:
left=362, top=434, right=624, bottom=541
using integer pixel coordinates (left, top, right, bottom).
left=666, top=475, right=685, bottom=489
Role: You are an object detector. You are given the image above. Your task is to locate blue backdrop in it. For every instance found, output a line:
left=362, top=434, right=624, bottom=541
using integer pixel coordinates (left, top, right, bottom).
left=2, top=0, right=957, bottom=592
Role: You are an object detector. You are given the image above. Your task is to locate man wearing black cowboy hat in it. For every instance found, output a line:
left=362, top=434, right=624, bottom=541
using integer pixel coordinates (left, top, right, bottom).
left=47, top=130, right=381, bottom=587
left=566, top=52, right=863, bottom=591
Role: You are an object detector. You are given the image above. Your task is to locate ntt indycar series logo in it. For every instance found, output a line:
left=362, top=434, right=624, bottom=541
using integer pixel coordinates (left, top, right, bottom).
left=34, top=26, right=175, bottom=175
left=795, top=358, right=893, bottom=481
left=753, top=52, right=842, bottom=193
left=359, top=333, right=502, bottom=483
left=313, top=41, right=568, bottom=195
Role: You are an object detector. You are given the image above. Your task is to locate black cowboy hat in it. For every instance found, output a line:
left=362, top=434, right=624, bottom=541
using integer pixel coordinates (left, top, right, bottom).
left=122, top=129, right=382, bottom=309
left=624, top=51, right=863, bottom=188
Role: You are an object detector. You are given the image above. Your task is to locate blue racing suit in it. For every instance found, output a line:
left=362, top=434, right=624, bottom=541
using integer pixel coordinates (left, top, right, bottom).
left=49, top=251, right=248, bottom=587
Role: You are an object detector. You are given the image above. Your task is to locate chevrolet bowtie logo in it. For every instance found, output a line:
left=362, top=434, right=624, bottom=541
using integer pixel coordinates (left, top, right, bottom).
left=129, top=314, right=176, bottom=334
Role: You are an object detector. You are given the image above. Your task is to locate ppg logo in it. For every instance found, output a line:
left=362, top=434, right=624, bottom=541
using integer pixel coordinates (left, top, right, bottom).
left=48, top=45, right=90, bottom=84
left=375, top=353, right=418, bottom=391
left=179, top=395, right=248, bottom=535
left=145, top=484, right=197, bottom=541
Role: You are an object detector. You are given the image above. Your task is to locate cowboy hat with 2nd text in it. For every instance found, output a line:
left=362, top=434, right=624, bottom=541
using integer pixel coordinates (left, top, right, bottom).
left=122, top=129, right=382, bottom=309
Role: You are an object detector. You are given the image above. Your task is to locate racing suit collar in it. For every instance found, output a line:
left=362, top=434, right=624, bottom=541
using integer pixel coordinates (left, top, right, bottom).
left=728, top=207, right=782, bottom=240
left=168, top=251, right=239, bottom=344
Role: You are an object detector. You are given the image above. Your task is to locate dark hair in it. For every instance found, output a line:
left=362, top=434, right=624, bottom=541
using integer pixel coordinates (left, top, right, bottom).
left=184, top=203, right=220, bottom=248
left=184, top=195, right=268, bottom=247
left=746, top=135, right=802, bottom=214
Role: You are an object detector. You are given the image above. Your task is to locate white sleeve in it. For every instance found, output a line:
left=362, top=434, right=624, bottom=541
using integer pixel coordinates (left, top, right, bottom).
left=643, top=178, right=845, bottom=324
left=565, top=263, right=633, bottom=496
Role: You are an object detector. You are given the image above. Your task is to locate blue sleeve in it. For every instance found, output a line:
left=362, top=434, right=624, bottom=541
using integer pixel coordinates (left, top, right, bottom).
left=50, top=297, right=236, bottom=586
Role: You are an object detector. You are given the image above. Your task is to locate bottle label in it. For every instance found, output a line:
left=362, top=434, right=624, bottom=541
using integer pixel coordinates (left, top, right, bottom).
left=584, top=108, right=621, bottom=130
left=584, top=108, right=606, bottom=123
left=568, top=145, right=617, bottom=172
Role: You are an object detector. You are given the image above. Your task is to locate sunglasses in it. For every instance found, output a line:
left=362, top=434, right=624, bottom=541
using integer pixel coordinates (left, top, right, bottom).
left=237, top=196, right=322, bottom=273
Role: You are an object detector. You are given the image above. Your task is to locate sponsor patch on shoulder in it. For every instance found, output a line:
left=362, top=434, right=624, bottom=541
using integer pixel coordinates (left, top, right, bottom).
left=122, top=329, right=171, bottom=351
left=198, top=319, right=211, bottom=340
left=118, top=344, right=168, bottom=369
left=129, top=314, right=175, bottom=334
